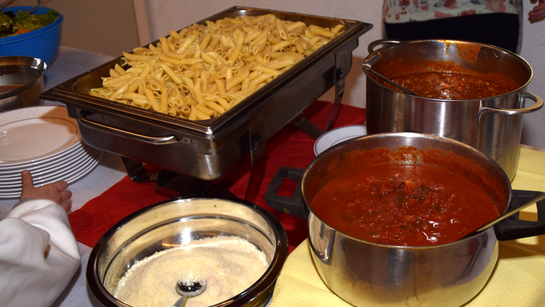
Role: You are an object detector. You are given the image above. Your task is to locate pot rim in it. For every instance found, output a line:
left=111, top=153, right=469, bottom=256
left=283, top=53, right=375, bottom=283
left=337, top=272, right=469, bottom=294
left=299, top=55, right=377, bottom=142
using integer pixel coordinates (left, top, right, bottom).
left=362, top=39, right=534, bottom=102
left=0, top=56, right=47, bottom=99
left=301, top=132, right=513, bottom=248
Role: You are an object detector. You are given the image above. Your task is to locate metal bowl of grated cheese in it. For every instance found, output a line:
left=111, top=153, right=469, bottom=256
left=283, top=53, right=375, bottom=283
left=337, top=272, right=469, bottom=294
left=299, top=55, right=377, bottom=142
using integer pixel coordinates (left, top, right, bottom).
left=87, top=197, right=289, bottom=307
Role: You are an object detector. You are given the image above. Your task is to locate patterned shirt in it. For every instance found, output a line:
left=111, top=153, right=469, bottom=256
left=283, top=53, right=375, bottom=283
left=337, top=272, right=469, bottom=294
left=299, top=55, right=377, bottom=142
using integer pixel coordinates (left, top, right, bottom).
left=383, top=0, right=522, bottom=23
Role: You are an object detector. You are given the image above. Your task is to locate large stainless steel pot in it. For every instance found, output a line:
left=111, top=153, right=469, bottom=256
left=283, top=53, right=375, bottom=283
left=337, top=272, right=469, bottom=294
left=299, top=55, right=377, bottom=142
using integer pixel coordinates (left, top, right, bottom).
left=362, top=39, right=543, bottom=181
left=264, top=133, right=545, bottom=307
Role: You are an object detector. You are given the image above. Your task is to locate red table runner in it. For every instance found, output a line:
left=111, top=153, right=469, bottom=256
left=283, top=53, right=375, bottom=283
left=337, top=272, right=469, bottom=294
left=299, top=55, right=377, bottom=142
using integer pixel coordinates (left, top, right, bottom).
left=68, top=100, right=366, bottom=252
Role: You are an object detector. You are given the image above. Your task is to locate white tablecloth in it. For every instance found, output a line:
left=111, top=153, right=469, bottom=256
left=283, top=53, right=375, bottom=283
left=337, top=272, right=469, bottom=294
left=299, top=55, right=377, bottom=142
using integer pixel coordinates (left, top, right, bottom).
left=0, top=46, right=127, bottom=307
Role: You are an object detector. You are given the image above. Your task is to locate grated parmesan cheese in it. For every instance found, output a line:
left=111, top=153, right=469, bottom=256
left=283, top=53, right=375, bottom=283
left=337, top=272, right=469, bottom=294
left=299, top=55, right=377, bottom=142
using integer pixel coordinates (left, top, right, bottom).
left=114, top=235, right=269, bottom=307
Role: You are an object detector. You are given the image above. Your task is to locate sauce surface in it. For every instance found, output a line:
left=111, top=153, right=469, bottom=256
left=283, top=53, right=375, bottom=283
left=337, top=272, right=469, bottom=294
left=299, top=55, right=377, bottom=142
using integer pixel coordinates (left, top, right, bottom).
left=310, top=163, right=500, bottom=246
left=390, top=71, right=515, bottom=99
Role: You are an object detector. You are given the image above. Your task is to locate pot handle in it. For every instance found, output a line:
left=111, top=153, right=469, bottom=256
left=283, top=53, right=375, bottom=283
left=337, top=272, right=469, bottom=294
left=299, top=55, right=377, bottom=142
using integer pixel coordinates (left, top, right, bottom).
left=367, top=39, right=403, bottom=54
left=478, top=93, right=543, bottom=126
left=78, top=111, right=181, bottom=145
left=263, top=166, right=309, bottom=220
left=494, top=189, right=545, bottom=241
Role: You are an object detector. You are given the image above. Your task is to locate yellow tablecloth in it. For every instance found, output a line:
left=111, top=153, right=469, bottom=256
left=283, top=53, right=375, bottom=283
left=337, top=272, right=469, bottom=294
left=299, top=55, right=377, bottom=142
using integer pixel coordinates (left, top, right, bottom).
left=269, top=147, right=545, bottom=307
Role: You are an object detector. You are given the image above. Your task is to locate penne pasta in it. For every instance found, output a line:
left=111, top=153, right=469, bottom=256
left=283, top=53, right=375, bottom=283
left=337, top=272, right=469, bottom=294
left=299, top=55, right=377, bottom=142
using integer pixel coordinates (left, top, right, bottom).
left=227, top=35, right=244, bottom=65
left=226, top=69, right=249, bottom=91
left=144, top=88, right=161, bottom=111
left=177, top=104, right=191, bottom=117
left=188, top=106, right=198, bottom=120
left=309, top=25, right=335, bottom=38
left=204, top=99, right=226, bottom=114
left=194, top=103, right=215, bottom=116
left=90, top=13, right=345, bottom=121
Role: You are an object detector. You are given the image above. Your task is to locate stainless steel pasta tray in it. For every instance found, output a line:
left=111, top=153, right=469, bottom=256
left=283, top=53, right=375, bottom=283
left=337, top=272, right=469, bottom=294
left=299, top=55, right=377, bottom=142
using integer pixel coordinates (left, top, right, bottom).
left=41, top=6, right=372, bottom=180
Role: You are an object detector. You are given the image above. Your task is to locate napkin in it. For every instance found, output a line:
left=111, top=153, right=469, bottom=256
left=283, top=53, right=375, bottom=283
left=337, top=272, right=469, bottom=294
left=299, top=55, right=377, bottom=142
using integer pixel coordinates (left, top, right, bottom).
left=68, top=100, right=367, bottom=251
left=269, top=147, right=545, bottom=307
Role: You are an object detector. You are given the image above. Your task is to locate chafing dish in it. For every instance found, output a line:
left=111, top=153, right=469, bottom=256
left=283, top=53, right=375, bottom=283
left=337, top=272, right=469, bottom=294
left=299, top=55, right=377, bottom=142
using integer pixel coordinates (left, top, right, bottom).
left=41, top=6, right=372, bottom=180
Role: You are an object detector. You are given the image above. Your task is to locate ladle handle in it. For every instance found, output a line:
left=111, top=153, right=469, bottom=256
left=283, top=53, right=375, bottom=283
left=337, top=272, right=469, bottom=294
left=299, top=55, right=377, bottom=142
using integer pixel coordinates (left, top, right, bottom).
left=494, top=190, right=545, bottom=241
left=362, top=63, right=415, bottom=95
left=0, top=0, right=17, bottom=10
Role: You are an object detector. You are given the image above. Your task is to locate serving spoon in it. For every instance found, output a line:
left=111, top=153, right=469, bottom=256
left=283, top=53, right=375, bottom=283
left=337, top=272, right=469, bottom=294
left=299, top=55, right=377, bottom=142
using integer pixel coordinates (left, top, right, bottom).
left=464, top=192, right=545, bottom=238
left=172, top=279, right=207, bottom=307
left=362, top=63, right=416, bottom=95
left=26, top=0, right=55, bottom=14
left=0, top=0, right=16, bottom=11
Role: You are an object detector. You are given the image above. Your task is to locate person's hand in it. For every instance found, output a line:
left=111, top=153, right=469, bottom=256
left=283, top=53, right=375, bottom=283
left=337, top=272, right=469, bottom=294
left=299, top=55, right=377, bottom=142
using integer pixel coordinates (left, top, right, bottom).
left=19, top=170, right=73, bottom=212
left=529, top=0, right=545, bottom=23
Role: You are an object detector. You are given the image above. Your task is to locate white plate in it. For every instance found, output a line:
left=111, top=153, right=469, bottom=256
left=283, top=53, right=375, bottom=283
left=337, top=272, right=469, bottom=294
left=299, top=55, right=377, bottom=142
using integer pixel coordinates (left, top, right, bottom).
left=0, top=144, right=96, bottom=178
left=314, top=125, right=367, bottom=156
left=0, top=145, right=98, bottom=181
left=0, top=148, right=100, bottom=186
left=63, top=152, right=102, bottom=185
left=0, top=151, right=101, bottom=198
left=0, top=151, right=102, bottom=193
left=0, top=149, right=94, bottom=183
left=0, top=106, right=81, bottom=165
left=0, top=159, right=101, bottom=196
left=33, top=148, right=100, bottom=181
left=36, top=150, right=102, bottom=186
left=0, top=191, right=20, bottom=199
left=0, top=141, right=89, bottom=173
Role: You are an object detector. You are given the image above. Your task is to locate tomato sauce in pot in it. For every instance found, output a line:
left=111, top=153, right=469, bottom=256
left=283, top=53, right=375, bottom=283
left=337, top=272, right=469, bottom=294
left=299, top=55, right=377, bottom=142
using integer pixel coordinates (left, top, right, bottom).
left=372, top=58, right=521, bottom=100
left=390, top=72, right=515, bottom=99
left=310, top=163, right=500, bottom=246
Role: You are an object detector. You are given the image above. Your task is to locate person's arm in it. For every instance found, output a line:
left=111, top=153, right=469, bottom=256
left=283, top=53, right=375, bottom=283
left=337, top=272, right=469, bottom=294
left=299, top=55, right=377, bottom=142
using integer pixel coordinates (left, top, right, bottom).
left=0, top=171, right=80, bottom=307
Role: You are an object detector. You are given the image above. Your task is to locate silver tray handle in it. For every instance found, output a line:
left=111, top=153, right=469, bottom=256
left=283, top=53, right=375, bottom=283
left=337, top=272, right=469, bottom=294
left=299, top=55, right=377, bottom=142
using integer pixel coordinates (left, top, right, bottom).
left=78, top=113, right=181, bottom=145
left=478, top=92, right=543, bottom=126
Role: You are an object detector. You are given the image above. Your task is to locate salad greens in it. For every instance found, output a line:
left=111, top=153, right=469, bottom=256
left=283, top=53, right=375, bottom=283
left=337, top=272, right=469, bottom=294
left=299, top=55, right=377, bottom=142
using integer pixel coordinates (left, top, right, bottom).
left=0, top=9, right=58, bottom=38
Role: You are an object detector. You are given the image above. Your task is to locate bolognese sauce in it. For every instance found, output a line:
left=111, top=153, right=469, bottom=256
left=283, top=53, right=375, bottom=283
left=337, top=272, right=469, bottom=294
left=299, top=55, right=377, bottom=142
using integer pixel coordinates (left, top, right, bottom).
left=371, top=55, right=521, bottom=99
left=390, top=72, right=515, bottom=99
left=310, top=163, right=500, bottom=246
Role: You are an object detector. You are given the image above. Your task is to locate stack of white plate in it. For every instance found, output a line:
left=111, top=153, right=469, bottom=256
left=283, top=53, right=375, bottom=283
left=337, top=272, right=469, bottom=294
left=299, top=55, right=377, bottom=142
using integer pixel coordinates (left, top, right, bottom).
left=0, top=106, right=103, bottom=199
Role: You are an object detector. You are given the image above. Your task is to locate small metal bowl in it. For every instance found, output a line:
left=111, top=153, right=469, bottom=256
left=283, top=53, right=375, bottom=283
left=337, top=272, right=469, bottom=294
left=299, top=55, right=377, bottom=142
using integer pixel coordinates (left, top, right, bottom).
left=87, top=197, right=289, bottom=307
left=0, top=56, right=47, bottom=112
